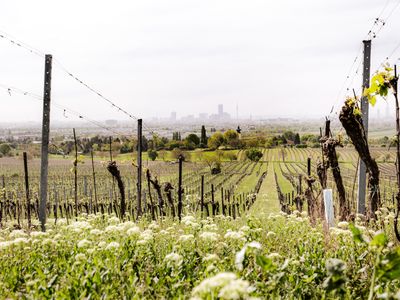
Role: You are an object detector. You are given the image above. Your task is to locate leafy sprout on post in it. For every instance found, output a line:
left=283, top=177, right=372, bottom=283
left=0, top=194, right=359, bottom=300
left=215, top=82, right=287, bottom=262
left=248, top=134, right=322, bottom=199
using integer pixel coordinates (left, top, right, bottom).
left=363, top=64, right=396, bottom=106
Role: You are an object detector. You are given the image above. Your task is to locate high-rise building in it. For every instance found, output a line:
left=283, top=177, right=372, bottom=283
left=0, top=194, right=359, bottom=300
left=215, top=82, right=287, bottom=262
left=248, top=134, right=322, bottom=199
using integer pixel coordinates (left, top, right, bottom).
left=170, top=111, right=177, bottom=121
left=218, top=104, right=223, bottom=117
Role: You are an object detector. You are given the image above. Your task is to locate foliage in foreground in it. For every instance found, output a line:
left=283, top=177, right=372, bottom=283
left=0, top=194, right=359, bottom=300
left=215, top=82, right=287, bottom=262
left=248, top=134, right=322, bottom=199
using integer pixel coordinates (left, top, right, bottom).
left=0, top=210, right=400, bottom=299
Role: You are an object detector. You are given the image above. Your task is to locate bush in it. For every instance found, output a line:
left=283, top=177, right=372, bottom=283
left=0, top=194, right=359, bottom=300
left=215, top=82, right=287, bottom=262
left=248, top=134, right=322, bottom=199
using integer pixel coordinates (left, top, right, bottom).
left=211, top=162, right=222, bottom=174
left=245, top=148, right=263, bottom=162
left=295, top=144, right=307, bottom=148
left=148, top=149, right=158, bottom=161
left=0, top=143, right=12, bottom=156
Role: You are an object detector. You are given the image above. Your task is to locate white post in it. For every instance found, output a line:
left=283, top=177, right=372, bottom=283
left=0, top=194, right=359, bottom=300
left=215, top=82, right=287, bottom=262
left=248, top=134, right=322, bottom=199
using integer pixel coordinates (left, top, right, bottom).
left=323, top=189, right=335, bottom=228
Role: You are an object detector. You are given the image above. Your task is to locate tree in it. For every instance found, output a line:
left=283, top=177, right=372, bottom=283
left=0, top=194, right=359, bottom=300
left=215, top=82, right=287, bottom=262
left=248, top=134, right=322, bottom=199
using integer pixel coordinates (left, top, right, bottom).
left=207, top=132, right=225, bottom=150
left=148, top=149, right=158, bottom=161
left=185, top=134, right=200, bottom=147
left=0, top=143, right=12, bottom=156
left=223, top=130, right=240, bottom=148
left=200, top=125, right=207, bottom=147
left=203, top=154, right=221, bottom=174
left=245, top=148, right=263, bottom=162
left=294, top=133, right=301, bottom=145
left=171, top=148, right=190, bottom=161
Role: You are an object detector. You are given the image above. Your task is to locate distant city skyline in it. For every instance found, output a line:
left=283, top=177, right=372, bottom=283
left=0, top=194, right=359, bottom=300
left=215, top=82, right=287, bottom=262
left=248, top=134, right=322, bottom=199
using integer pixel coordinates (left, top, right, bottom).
left=1, top=0, right=400, bottom=124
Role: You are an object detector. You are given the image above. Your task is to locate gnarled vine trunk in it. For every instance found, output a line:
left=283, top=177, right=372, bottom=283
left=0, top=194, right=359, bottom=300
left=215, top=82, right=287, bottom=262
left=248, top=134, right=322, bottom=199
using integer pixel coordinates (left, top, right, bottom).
left=107, top=161, right=126, bottom=220
left=339, top=101, right=380, bottom=220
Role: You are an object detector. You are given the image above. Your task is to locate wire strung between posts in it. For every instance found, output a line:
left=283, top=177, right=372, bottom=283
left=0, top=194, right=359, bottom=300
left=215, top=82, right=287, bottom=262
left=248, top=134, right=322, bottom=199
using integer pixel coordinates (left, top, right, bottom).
left=52, top=59, right=158, bottom=136
left=0, top=83, right=127, bottom=137
left=0, top=28, right=156, bottom=136
left=328, top=0, right=400, bottom=117
left=0, top=30, right=44, bottom=58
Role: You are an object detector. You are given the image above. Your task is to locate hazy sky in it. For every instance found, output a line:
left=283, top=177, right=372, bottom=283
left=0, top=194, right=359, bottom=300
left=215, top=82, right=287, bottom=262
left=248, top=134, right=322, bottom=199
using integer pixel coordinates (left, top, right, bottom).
left=0, top=0, right=400, bottom=123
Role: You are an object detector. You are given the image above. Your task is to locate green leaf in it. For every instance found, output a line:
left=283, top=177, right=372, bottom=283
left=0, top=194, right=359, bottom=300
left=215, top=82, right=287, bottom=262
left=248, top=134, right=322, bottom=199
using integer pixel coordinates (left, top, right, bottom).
left=256, top=254, right=273, bottom=271
left=370, top=232, right=387, bottom=247
left=377, top=249, right=400, bottom=281
left=349, top=223, right=365, bottom=244
left=369, top=95, right=377, bottom=106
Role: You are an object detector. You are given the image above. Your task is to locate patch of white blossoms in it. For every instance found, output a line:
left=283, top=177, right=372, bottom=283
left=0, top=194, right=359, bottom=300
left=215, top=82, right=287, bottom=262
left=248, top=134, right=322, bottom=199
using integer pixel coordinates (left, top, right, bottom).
left=191, top=272, right=254, bottom=300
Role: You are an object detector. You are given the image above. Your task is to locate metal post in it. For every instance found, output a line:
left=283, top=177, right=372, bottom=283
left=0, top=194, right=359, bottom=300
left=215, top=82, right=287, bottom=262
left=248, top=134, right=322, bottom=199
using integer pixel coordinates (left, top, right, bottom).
left=137, top=119, right=143, bottom=217
left=39, top=54, right=52, bottom=231
left=357, top=40, right=371, bottom=215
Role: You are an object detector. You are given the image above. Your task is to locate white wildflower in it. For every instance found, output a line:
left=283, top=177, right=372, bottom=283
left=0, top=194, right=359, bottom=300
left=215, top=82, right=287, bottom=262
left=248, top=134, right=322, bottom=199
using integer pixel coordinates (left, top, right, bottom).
left=203, top=224, right=218, bottom=231
left=218, top=278, right=254, bottom=299
left=105, top=241, right=120, bottom=250
left=268, top=252, right=281, bottom=260
left=164, top=252, right=183, bottom=268
left=337, top=221, right=349, bottom=229
left=224, top=230, right=245, bottom=241
left=30, top=231, right=48, bottom=239
left=191, top=272, right=253, bottom=299
left=179, top=234, right=195, bottom=242
left=127, top=226, right=141, bottom=236
left=10, top=230, right=27, bottom=239
left=90, top=229, right=103, bottom=236
left=108, top=216, right=120, bottom=225
left=235, top=241, right=261, bottom=271
left=199, top=232, right=219, bottom=242
left=75, top=253, right=86, bottom=263
left=77, top=239, right=91, bottom=248
left=202, top=253, right=219, bottom=263
left=98, top=241, right=107, bottom=249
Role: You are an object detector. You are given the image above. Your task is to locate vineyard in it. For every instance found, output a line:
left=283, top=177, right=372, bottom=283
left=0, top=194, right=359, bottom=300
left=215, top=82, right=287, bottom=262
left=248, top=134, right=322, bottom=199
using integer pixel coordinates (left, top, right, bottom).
left=2, top=0, right=400, bottom=298
left=1, top=147, right=400, bottom=298
left=1, top=147, right=399, bottom=226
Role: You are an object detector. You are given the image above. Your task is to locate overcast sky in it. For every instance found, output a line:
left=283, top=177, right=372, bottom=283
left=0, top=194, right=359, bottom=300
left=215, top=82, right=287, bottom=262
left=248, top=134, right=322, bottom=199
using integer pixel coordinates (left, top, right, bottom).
left=0, top=0, right=400, bottom=123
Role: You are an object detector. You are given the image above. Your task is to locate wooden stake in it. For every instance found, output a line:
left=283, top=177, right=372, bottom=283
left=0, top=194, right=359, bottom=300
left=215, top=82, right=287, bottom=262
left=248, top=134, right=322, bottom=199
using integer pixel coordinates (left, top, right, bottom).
left=23, top=152, right=31, bottom=228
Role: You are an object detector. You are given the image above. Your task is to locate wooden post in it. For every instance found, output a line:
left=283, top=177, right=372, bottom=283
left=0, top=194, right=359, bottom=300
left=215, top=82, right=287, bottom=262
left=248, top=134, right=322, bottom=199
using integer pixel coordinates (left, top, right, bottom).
left=91, top=150, right=98, bottom=214
left=307, top=158, right=311, bottom=176
left=211, top=184, right=215, bottom=216
left=178, top=154, right=184, bottom=221
left=200, top=175, right=204, bottom=218
left=221, top=187, right=225, bottom=215
left=109, top=136, right=113, bottom=161
left=23, top=152, right=31, bottom=228
left=73, top=128, right=78, bottom=220
left=137, top=119, right=143, bottom=217
left=357, top=40, right=371, bottom=215
left=39, top=54, right=52, bottom=231
left=298, top=175, right=302, bottom=194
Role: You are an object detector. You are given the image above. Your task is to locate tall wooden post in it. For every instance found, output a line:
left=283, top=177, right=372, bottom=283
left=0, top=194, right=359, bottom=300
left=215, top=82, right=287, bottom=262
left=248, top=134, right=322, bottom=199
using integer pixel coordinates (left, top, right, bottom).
left=73, top=128, right=78, bottom=219
left=91, top=150, right=98, bottom=214
left=23, top=152, right=31, bottom=227
left=39, top=54, right=52, bottom=231
left=137, top=119, right=143, bottom=217
left=178, top=155, right=184, bottom=221
left=211, top=184, right=215, bottom=216
left=200, top=175, right=204, bottom=217
left=357, top=40, right=371, bottom=215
